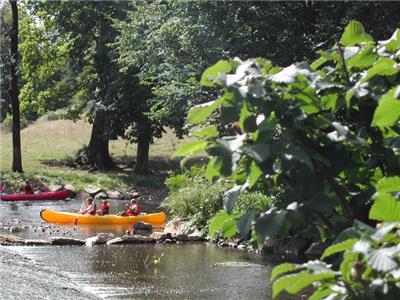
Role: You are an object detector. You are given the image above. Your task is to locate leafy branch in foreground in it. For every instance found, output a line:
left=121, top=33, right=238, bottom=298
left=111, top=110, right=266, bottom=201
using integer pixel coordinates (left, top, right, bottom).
left=176, top=20, right=400, bottom=299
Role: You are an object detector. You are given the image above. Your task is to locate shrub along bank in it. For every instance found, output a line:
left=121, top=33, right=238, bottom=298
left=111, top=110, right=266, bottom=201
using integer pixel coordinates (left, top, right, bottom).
left=165, top=165, right=275, bottom=230
left=175, top=21, right=400, bottom=299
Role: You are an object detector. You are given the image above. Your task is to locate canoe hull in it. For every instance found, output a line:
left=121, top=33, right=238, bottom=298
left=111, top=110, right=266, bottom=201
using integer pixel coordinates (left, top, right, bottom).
left=40, top=209, right=167, bottom=226
left=0, top=190, right=70, bottom=201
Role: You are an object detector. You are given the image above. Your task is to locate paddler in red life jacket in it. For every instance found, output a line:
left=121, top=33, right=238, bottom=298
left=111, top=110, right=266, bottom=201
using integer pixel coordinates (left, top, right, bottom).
left=97, top=200, right=110, bottom=216
left=20, top=181, right=34, bottom=194
left=117, top=192, right=142, bottom=216
left=79, top=197, right=96, bottom=215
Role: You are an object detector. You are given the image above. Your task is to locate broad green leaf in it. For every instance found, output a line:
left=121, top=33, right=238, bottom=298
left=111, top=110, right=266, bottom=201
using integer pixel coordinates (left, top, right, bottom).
left=352, top=240, right=371, bottom=254
left=217, top=134, right=246, bottom=153
left=269, top=63, right=312, bottom=84
left=309, top=287, right=334, bottom=300
left=221, top=218, right=237, bottom=237
left=237, top=211, right=255, bottom=239
left=272, top=273, right=299, bottom=298
left=172, top=140, right=208, bottom=158
left=201, top=60, right=233, bottom=87
left=380, top=29, right=400, bottom=53
left=248, top=161, right=262, bottom=188
left=271, top=263, right=300, bottom=281
left=285, top=271, right=335, bottom=294
left=322, top=239, right=358, bottom=259
left=369, top=193, right=400, bottom=222
left=376, top=176, right=400, bottom=193
left=284, top=148, right=313, bottom=171
left=347, top=43, right=377, bottom=69
left=340, top=251, right=358, bottom=282
left=303, top=261, right=336, bottom=273
left=367, top=247, right=399, bottom=272
left=239, top=101, right=257, bottom=132
left=192, top=126, right=219, bottom=138
left=361, top=57, right=400, bottom=83
left=372, top=87, right=400, bottom=129
left=311, top=56, right=328, bottom=70
left=187, top=96, right=225, bottom=124
left=209, top=211, right=231, bottom=236
left=340, top=20, right=374, bottom=46
left=372, top=223, right=398, bottom=242
left=248, top=144, right=271, bottom=163
left=254, top=210, right=286, bottom=238
left=223, top=185, right=242, bottom=213
left=273, top=271, right=335, bottom=297
left=205, top=156, right=221, bottom=181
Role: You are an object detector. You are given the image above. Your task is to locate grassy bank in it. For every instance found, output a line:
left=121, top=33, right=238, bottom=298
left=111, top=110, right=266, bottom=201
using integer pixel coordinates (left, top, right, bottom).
left=0, top=119, right=201, bottom=191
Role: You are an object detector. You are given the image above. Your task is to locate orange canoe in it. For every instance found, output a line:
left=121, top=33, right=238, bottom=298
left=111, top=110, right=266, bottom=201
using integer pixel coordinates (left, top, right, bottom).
left=40, top=209, right=167, bottom=226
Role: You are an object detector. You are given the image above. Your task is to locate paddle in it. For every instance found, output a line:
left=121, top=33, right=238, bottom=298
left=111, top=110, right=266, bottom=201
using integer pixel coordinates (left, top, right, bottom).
left=75, top=200, right=86, bottom=225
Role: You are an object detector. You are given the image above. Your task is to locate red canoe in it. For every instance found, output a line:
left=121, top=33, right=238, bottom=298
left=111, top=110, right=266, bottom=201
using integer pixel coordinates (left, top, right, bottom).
left=0, top=190, right=70, bottom=201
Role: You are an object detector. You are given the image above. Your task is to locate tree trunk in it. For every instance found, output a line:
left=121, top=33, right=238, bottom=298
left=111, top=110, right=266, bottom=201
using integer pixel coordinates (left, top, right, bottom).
left=87, top=117, right=115, bottom=170
left=9, top=0, right=23, bottom=173
left=133, top=133, right=151, bottom=175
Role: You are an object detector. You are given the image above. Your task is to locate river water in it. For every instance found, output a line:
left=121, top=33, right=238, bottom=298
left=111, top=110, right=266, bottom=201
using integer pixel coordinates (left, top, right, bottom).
left=0, top=198, right=287, bottom=299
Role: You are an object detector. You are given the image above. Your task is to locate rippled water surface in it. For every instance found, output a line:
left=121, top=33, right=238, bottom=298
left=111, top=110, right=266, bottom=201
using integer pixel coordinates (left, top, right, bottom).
left=1, top=198, right=284, bottom=299
left=14, top=243, right=276, bottom=299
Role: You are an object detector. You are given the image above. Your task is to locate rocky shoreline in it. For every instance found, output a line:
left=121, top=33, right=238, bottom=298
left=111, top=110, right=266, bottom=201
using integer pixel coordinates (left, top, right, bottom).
left=1, top=217, right=329, bottom=259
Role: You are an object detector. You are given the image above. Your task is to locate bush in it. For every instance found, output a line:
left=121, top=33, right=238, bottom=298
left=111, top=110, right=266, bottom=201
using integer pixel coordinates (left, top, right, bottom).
left=166, top=181, right=228, bottom=228
left=37, top=109, right=67, bottom=122
left=165, top=165, right=208, bottom=192
left=234, top=191, right=275, bottom=214
left=166, top=165, right=276, bottom=229
left=1, top=115, right=30, bottom=132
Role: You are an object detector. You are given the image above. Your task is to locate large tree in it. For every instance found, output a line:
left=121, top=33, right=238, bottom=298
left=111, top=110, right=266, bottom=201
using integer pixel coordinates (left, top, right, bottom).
left=8, top=0, right=22, bottom=172
left=27, top=1, right=131, bottom=170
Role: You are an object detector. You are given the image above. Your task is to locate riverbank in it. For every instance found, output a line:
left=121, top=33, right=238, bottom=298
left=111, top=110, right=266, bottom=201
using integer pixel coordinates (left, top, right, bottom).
left=0, top=247, right=98, bottom=299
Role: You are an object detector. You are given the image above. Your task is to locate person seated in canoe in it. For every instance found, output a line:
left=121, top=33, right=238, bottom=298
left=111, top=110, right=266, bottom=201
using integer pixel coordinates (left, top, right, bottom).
left=96, top=200, right=110, bottom=216
left=39, top=183, right=50, bottom=193
left=20, top=181, right=34, bottom=194
left=0, top=182, right=5, bottom=194
left=118, top=193, right=142, bottom=216
left=79, top=197, right=97, bottom=215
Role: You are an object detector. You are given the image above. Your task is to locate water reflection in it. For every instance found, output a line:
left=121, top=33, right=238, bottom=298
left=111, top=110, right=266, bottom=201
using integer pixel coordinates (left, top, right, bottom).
left=15, top=243, right=274, bottom=299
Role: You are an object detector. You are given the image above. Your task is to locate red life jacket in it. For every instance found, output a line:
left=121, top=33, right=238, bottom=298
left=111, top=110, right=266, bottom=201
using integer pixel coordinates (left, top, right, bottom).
left=24, top=185, right=34, bottom=194
left=101, top=203, right=110, bottom=215
left=90, top=203, right=97, bottom=215
left=127, top=203, right=141, bottom=216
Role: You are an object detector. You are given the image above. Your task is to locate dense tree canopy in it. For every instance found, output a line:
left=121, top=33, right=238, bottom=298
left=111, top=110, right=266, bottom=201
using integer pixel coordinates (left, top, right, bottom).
left=2, top=0, right=399, bottom=173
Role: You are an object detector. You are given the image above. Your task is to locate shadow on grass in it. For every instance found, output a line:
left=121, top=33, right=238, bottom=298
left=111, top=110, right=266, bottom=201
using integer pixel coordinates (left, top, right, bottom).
left=38, top=155, right=209, bottom=189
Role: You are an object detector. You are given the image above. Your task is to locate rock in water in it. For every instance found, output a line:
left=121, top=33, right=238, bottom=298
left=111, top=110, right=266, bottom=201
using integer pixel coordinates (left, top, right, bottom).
left=84, top=185, right=102, bottom=196
left=51, top=237, right=85, bottom=246
left=94, top=192, right=108, bottom=200
left=133, top=222, right=153, bottom=231
left=188, top=230, right=205, bottom=241
left=49, top=185, right=63, bottom=192
left=163, top=219, right=196, bottom=236
left=25, top=239, right=51, bottom=246
left=85, top=234, right=108, bottom=246
left=107, top=190, right=124, bottom=199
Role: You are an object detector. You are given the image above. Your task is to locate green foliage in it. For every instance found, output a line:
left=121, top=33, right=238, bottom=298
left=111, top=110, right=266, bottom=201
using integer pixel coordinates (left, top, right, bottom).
left=369, top=176, right=400, bottom=222
left=178, top=22, right=400, bottom=245
left=175, top=20, right=400, bottom=298
left=272, top=219, right=400, bottom=299
left=166, top=165, right=275, bottom=230
left=166, top=181, right=227, bottom=228
left=271, top=176, right=400, bottom=299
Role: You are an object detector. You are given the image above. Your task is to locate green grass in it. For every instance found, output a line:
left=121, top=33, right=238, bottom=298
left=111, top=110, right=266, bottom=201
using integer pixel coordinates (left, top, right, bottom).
left=0, top=119, right=201, bottom=191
